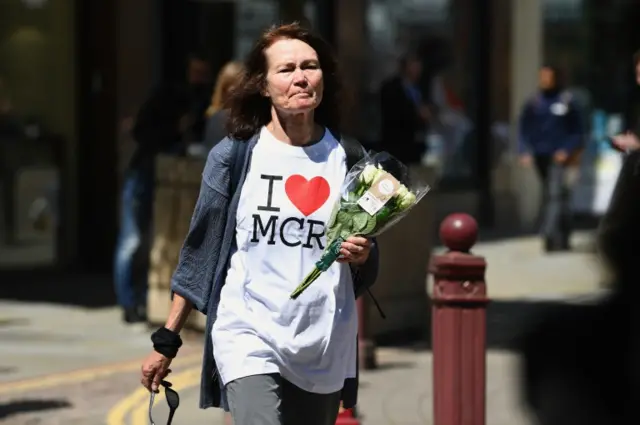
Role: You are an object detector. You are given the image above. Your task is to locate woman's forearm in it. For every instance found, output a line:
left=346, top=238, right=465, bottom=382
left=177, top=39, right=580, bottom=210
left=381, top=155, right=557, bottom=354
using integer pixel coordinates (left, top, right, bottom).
left=164, top=293, right=194, bottom=333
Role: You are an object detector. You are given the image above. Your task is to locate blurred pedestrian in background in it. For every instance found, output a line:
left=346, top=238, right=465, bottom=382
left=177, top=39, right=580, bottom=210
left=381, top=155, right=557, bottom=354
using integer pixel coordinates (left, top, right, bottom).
left=612, top=50, right=640, bottom=152
left=518, top=65, right=586, bottom=252
left=0, top=76, right=23, bottom=245
left=203, top=61, right=245, bottom=151
left=521, top=148, right=640, bottom=425
left=379, top=52, right=431, bottom=165
left=113, top=53, right=211, bottom=324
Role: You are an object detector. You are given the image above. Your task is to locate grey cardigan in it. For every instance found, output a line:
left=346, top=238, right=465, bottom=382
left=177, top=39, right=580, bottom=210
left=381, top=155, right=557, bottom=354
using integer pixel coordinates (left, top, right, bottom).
left=170, top=135, right=380, bottom=410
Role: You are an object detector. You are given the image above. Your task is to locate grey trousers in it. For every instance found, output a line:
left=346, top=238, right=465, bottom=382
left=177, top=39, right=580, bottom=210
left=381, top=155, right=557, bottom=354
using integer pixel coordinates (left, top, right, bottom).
left=225, top=374, right=342, bottom=425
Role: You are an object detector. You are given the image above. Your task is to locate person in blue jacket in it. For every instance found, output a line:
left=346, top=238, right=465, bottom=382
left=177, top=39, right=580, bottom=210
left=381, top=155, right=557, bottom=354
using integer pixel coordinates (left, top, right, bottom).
left=518, top=65, right=585, bottom=252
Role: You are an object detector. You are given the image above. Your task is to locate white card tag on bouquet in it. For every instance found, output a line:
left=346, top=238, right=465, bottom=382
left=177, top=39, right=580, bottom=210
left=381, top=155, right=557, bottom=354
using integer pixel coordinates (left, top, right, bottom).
left=357, top=172, right=401, bottom=215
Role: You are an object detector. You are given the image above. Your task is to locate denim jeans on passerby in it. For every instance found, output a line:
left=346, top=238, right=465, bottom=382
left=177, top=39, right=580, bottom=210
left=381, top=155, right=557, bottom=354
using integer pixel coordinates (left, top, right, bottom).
left=534, top=155, right=572, bottom=249
left=113, top=169, right=153, bottom=309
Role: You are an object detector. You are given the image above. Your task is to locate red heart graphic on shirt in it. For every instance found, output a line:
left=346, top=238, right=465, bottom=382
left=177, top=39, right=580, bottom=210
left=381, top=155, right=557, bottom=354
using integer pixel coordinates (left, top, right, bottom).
left=285, top=175, right=330, bottom=216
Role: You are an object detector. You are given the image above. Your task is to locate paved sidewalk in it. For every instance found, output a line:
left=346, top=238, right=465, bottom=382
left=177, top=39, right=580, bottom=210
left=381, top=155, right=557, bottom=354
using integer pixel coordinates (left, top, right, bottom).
left=0, top=232, right=606, bottom=424
left=138, top=347, right=533, bottom=425
left=0, top=303, right=202, bottom=425
left=0, top=303, right=150, bottom=384
left=0, top=301, right=201, bottom=385
left=437, top=231, right=605, bottom=300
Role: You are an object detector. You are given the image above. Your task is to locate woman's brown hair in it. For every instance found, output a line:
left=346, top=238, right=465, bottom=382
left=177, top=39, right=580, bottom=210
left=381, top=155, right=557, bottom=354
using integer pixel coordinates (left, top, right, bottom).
left=206, top=61, right=244, bottom=118
left=226, top=22, right=343, bottom=141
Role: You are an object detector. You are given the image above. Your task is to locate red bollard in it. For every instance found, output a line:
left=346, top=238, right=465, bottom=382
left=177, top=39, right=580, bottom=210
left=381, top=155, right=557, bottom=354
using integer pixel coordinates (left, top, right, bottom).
left=430, top=213, right=488, bottom=425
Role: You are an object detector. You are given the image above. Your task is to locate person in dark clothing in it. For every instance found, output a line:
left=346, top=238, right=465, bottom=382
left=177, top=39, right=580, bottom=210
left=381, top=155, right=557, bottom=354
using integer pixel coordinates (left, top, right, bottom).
left=379, top=53, right=431, bottom=165
left=519, top=149, right=640, bottom=425
left=114, top=53, right=211, bottom=324
left=0, top=80, right=24, bottom=245
left=518, top=65, right=585, bottom=252
left=203, top=61, right=244, bottom=152
left=612, top=50, right=640, bottom=152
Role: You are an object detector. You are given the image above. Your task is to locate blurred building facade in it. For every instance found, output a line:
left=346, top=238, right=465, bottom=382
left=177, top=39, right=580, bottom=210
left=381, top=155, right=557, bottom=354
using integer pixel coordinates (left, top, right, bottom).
left=0, top=0, right=639, bottom=274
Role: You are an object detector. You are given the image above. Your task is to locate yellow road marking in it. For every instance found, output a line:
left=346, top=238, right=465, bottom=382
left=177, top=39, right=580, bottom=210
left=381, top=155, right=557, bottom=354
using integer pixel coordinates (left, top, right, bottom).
left=106, top=366, right=200, bottom=425
left=0, top=353, right=201, bottom=395
left=129, top=367, right=201, bottom=425
left=107, top=383, right=154, bottom=425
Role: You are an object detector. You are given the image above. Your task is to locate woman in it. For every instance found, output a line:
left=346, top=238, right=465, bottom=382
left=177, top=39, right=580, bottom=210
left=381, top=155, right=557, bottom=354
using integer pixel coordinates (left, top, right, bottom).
left=140, top=23, right=379, bottom=425
left=203, top=61, right=244, bottom=151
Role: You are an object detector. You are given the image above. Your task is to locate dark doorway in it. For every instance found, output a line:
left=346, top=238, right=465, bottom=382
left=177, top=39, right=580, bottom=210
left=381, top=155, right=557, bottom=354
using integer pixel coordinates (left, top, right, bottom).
left=160, top=0, right=236, bottom=84
left=75, top=0, right=118, bottom=272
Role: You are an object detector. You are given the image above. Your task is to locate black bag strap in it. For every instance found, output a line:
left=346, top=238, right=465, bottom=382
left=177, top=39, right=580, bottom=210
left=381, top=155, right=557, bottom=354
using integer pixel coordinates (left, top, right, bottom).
left=337, top=133, right=367, bottom=170
left=229, top=140, right=249, bottom=198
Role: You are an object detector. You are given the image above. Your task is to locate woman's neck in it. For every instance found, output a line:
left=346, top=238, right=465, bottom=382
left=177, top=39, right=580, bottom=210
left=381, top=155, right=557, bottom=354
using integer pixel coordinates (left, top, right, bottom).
left=267, top=109, right=321, bottom=146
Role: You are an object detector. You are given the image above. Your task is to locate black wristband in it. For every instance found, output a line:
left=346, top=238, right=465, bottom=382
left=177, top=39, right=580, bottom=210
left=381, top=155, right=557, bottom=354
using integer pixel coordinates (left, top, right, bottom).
left=151, top=327, right=183, bottom=359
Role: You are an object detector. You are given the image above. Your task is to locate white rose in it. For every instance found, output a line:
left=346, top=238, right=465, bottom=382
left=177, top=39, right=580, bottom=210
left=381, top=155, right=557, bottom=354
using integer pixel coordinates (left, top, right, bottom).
left=398, top=191, right=417, bottom=210
left=360, top=164, right=379, bottom=185
left=395, top=184, right=409, bottom=199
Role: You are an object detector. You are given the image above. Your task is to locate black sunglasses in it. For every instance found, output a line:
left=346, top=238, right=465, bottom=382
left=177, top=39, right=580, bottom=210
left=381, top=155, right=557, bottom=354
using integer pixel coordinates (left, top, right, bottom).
left=149, top=380, right=180, bottom=425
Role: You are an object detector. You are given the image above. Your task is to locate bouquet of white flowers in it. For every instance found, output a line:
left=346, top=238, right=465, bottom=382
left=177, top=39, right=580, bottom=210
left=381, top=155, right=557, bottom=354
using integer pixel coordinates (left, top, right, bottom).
left=290, top=151, right=431, bottom=299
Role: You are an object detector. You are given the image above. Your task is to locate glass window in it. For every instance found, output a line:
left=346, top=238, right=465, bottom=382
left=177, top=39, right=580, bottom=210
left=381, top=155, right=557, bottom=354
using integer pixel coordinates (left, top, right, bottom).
left=365, top=0, right=478, bottom=184
left=234, top=0, right=318, bottom=61
left=543, top=0, right=640, bottom=121
left=0, top=0, right=76, bottom=268
left=234, top=0, right=279, bottom=60
left=543, top=0, right=640, bottom=214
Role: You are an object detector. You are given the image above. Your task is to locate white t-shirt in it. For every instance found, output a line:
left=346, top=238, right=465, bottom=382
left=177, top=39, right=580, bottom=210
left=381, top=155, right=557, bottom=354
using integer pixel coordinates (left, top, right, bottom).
left=212, top=126, right=358, bottom=394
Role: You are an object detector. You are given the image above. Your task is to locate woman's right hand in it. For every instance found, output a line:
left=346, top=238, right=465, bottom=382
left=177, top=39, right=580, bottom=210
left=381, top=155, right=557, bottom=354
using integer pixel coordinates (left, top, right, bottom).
left=140, top=351, right=173, bottom=392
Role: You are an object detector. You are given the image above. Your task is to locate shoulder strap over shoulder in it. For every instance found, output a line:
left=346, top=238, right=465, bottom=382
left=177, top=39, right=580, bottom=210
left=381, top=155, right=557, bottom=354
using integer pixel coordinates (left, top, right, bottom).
left=230, top=132, right=365, bottom=182
left=337, top=133, right=367, bottom=170
left=229, top=140, right=249, bottom=197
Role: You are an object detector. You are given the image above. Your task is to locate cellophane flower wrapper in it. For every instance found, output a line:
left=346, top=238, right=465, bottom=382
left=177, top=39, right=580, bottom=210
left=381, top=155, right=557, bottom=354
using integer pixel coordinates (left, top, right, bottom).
left=290, top=151, right=431, bottom=299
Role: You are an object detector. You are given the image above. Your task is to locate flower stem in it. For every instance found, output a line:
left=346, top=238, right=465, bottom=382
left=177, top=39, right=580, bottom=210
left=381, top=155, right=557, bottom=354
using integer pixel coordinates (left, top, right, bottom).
left=290, top=238, right=343, bottom=299
left=290, top=268, right=321, bottom=299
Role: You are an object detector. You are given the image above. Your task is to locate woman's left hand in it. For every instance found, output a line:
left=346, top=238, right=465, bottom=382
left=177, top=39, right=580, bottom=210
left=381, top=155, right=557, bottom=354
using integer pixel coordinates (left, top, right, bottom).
left=338, top=236, right=372, bottom=266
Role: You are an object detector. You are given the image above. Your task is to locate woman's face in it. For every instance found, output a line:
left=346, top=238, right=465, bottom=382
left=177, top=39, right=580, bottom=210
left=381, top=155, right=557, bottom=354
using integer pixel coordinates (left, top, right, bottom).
left=263, top=38, right=324, bottom=114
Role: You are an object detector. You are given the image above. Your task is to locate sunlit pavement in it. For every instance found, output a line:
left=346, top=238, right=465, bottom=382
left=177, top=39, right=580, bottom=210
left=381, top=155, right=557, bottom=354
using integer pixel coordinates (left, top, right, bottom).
left=0, top=233, right=605, bottom=424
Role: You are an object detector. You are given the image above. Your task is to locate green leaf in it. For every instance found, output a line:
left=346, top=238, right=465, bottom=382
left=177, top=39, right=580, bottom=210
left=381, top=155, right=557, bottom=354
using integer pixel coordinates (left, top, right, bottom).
left=360, top=214, right=377, bottom=235
left=326, top=223, right=342, bottom=244
left=336, top=210, right=351, bottom=226
left=387, top=197, right=398, bottom=210
left=376, top=206, right=392, bottom=222
left=326, top=204, right=340, bottom=227
left=340, top=227, right=353, bottom=240
left=352, top=212, right=369, bottom=232
left=346, top=203, right=362, bottom=214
